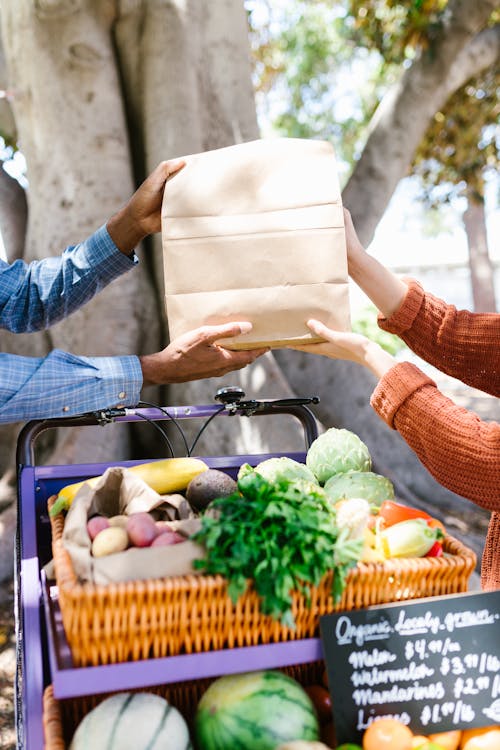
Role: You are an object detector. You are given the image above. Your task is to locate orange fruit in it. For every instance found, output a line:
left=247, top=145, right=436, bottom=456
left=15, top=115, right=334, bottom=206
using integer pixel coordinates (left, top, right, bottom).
left=427, top=730, right=462, bottom=750
left=363, top=718, right=414, bottom=750
left=460, top=726, right=500, bottom=750
left=412, top=737, right=431, bottom=748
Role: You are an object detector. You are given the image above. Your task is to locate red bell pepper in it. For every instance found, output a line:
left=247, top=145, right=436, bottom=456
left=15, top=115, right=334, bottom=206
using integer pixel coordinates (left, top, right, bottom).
left=379, top=500, right=433, bottom=527
left=425, top=540, right=444, bottom=557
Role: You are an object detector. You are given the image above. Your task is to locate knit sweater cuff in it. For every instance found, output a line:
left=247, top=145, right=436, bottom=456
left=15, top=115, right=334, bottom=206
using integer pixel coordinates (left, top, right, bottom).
left=378, top=278, right=425, bottom=335
left=370, top=361, right=436, bottom=429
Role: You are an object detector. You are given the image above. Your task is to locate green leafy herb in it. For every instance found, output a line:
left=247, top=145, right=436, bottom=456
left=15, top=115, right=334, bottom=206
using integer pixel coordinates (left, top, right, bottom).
left=191, top=469, right=362, bottom=627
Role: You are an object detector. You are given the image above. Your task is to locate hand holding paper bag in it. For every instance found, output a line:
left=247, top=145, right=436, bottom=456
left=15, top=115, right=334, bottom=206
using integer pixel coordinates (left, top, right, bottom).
left=161, top=138, right=351, bottom=350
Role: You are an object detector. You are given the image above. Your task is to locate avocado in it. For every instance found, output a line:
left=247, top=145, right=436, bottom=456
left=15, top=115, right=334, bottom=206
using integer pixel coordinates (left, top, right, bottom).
left=185, top=469, right=238, bottom=511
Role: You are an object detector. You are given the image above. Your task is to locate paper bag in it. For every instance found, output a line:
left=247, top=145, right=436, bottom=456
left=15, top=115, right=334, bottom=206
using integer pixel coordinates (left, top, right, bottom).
left=161, top=137, right=350, bottom=350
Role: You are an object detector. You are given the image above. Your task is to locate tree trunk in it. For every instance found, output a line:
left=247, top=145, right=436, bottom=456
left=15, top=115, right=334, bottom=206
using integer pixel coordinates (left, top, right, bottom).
left=0, top=0, right=304, bottom=467
left=0, top=166, right=26, bottom=261
left=0, top=0, right=160, bottom=464
left=463, top=190, right=497, bottom=312
left=114, top=0, right=304, bottom=454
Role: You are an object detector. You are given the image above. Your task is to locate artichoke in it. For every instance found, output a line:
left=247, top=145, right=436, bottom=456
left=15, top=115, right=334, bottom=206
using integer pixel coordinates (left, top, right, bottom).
left=324, top=470, right=394, bottom=506
left=306, top=428, right=371, bottom=485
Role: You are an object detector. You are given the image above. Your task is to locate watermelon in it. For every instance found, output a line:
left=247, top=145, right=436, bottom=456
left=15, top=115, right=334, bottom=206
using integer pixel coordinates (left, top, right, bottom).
left=194, top=670, right=320, bottom=750
left=69, top=692, right=192, bottom=749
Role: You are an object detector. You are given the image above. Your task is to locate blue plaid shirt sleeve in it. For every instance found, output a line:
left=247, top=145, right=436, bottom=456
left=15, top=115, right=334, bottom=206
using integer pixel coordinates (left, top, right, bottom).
left=0, top=225, right=137, bottom=333
left=0, top=350, right=143, bottom=423
left=0, top=225, right=144, bottom=422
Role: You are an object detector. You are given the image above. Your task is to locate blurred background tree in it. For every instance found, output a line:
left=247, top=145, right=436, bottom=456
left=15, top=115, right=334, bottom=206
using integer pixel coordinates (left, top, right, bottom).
left=0, top=0, right=497, bottom=574
left=247, top=0, right=500, bottom=311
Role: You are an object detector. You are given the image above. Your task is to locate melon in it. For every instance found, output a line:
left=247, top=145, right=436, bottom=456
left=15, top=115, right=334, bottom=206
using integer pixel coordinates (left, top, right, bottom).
left=69, top=692, right=192, bottom=750
left=194, top=670, right=320, bottom=750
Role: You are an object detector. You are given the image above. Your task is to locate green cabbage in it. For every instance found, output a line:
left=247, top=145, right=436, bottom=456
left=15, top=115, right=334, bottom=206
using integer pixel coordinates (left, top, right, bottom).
left=306, top=428, right=371, bottom=485
left=251, top=456, right=318, bottom=486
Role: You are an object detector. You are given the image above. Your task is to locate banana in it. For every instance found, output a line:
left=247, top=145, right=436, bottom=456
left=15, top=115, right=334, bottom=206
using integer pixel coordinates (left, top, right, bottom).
left=49, top=457, right=208, bottom=517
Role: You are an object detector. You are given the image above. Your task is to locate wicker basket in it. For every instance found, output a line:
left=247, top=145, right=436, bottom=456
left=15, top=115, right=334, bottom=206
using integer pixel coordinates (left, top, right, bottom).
left=48, top=496, right=477, bottom=667
left=43, top=662, right=327, bottom=749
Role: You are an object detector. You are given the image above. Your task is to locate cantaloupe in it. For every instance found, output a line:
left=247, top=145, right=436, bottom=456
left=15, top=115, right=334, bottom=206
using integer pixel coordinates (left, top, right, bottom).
left=69, top=692, right=192, bottom=749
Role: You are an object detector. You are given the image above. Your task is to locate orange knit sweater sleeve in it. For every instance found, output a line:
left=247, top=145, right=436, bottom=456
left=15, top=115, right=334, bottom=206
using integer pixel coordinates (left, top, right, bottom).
left=370, top=361, right=500, bottom=513
left=377, top=279, right=500, bottom=397
left=370, top=280, right=500, bottom=512
left=371, top=280, right=500, bottom=590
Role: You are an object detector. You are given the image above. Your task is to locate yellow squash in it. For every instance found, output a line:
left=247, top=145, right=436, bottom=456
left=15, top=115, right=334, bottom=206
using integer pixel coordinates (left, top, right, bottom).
left=49, top=457, right=208, bottom=517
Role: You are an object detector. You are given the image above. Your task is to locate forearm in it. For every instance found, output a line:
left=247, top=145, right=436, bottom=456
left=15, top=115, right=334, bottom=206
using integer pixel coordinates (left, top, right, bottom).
left=0, top=226, right=135, bottom=333
left=107, top=207, right=146, bottom=256
left=362, top=340, right=397, bottom=380
left=0, top=351, right=143, bottom=423
left=377, top=280, right=500, bottom=397
left=348, top=247, right=408, bottom=319
left=372, top=368, right=500, bottom=512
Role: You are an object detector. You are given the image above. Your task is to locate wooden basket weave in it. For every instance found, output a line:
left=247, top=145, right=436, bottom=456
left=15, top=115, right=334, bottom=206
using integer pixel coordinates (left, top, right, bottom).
left=43, top=662, right=327, bottom=749
left=48, top=496, right=477, bottom=668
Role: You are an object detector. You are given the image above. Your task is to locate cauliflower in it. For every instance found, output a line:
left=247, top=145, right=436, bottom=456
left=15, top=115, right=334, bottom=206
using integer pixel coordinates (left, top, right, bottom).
left=335, top=497, right=371, bottom=540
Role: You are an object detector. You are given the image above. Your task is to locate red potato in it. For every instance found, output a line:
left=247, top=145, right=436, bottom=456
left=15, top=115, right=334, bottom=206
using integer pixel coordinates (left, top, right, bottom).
left=87, top=515, right=110, bottom=540
left=155, top=521, right=172, bottom=532
left=126, top=512, right=158, bottom=548
left=151, top=530, right=186, bottom=547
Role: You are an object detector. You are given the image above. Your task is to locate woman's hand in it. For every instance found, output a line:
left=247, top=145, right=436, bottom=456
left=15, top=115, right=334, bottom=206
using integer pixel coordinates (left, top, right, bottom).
left=290, top=319, right=396, bottom=380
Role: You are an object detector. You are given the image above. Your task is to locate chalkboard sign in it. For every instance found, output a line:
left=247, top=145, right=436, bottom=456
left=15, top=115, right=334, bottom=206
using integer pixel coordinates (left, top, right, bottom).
left=320, top=590, right=500, bottom=745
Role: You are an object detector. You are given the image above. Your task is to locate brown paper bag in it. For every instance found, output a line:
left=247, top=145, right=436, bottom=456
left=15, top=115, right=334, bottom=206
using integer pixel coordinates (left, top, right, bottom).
left=61, top=466, right=205, bottom=585
left=161, top=138, right=350, bottom=350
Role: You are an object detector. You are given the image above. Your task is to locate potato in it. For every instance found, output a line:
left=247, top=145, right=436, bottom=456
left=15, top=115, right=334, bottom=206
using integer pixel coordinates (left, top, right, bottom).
left=108, top=514, right=128, bottom=529
left=87, top=515, right=110, bottom=540
left=151, top=530, right=186, bottom=546
left=91, top=527, right=129, bottom=557
left=126, top=512, right=158, bottom=548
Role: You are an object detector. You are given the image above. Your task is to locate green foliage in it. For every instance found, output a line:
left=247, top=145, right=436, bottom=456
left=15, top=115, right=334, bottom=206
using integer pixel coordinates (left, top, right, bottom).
left=246, top=1, right=385, bottom=174
left=247, top=0, right=499, bottom=222
left=192, top=470, right=362, bottom=627
left=413, top=69, right=500, bottom=206
left=352, top=305, right=407, bottom=355
left=344, top=0, right=448, bottom=64
left=337, top=1, right=500, bottom=209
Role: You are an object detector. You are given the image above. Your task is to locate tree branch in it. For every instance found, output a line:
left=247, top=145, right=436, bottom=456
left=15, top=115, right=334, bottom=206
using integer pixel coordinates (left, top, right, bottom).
left=343, top=6, right=500, bottom=246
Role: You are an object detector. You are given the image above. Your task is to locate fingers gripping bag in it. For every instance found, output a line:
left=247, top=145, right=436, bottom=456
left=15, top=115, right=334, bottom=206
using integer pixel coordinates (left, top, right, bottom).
left=161, top=138, right=351, bottom=350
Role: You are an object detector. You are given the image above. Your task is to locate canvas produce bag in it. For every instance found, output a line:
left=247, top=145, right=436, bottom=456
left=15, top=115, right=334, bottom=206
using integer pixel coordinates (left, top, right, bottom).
left=60, top=467, right=204, bottom=585
left=161, top=137, right=350, bottom=350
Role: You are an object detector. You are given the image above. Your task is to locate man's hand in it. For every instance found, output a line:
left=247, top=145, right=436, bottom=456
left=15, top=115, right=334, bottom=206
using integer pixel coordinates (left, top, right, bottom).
left=289, top=319, right=396, bottom=380
left=139, top=322, right=268, bottom=386
left=107, top=159, right=185, bottom=254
